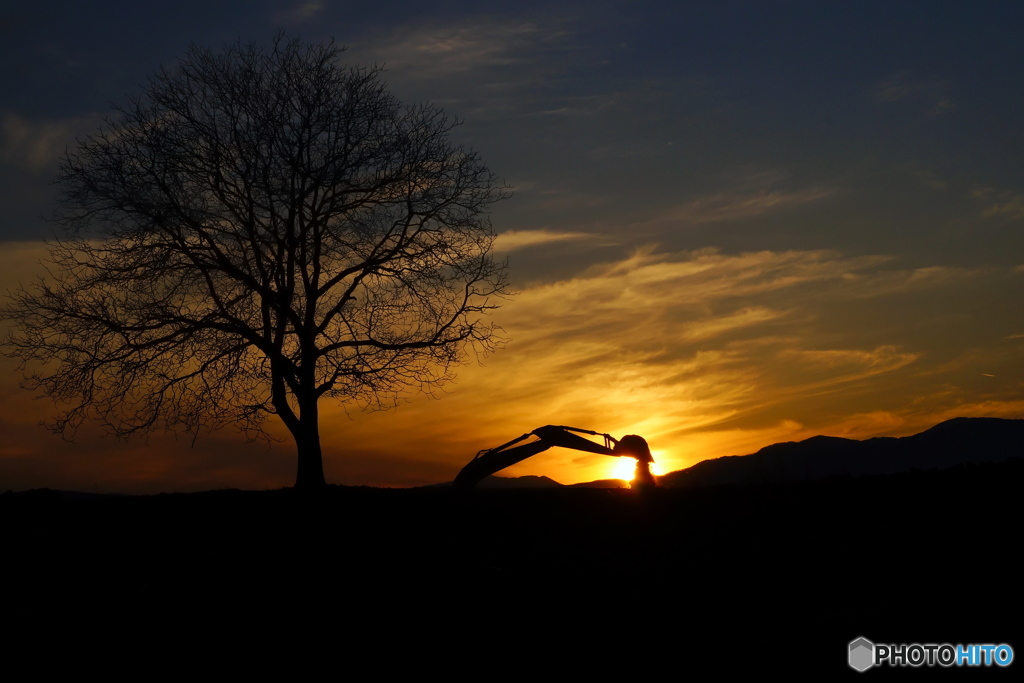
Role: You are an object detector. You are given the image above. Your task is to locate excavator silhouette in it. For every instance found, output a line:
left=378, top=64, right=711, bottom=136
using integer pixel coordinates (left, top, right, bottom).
left=453, top=425, right=656, bottom=490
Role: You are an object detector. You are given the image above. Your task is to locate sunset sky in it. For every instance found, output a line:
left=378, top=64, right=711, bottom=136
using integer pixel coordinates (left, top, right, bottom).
left=2, top=1, right=1023, bottom=492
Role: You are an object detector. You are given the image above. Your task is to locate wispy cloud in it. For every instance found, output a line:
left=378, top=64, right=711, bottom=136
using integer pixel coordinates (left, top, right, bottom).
left=532, top=188, right=610, bottom=210
left=642, top=169, right=834, bottom=228
left=678, top=307, right=785, bottom=342
left=494, top=229, right=597, bottom=252
left=871, top=70, right=921, bottom=103
left=972, top=185, right=1024, bottom=221
left=363, top=21, right=569, bottom=80
left=778, top=346, right=921, bottom=386
left=348, top=16, right=606, bottom=120
left=662, top=187, right=833, bottom=225
left=869, top=70, right=953, bottom=115
left=0, top=112, right=81, bottom=171
left=277, top=1, right=325, bottom=22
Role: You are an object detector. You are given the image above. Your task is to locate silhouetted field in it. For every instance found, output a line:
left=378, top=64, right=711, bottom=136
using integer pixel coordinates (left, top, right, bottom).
left=6, top=459, right=1021, bottom=674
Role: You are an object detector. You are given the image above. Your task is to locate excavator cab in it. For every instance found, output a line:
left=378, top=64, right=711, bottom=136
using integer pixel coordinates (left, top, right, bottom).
left=453, top=425, right=656, bottom=490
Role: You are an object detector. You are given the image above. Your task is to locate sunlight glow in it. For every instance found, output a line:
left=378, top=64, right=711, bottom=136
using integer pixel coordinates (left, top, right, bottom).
left=647, top=451, right=666, bottom=476
left=607, top=455, right=667, bottom=484
left=610, top=457, right=636, bottom=482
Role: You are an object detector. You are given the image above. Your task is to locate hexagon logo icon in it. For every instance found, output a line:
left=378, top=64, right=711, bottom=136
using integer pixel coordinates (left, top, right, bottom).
left=849, top=637, right=875, bottom=672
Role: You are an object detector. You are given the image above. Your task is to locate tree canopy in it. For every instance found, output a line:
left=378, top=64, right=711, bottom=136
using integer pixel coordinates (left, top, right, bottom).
left=2, top=36, right=510, bottom=488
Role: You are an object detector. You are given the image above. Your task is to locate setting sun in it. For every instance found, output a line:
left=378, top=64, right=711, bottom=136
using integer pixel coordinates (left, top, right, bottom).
left=610, top=457, right=636, bottom=482
left=608, top=455, right=666, bottom=482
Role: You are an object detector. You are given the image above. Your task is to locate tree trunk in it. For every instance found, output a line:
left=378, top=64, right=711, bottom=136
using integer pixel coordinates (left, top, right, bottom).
left=292, top=398, right=327, bottom=488
left=283, top=350, right=328, bottom=489
left=294, top=429, right=327, bottom=488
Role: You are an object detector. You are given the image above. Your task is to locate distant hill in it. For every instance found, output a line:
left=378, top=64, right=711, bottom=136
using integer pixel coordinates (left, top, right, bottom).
left=474, top=474, right=564, bottom=488
left=568, top=478, right=629, bottom=489
left=659, top=417, right=1024, bottom=488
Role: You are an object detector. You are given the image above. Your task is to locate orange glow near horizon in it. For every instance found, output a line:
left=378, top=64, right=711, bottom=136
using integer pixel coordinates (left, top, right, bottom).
left=2, top=243, right=1024, bottom=493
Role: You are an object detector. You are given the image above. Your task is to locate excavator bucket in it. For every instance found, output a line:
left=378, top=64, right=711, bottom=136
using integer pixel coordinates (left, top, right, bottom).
left=613, top=434, right=654, bottom=463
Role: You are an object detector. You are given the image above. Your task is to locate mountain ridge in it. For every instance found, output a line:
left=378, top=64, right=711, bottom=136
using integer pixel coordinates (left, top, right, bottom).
left=471, top=417, right=1023, bottom=488
left=660, top=416, right=1023, bottom=488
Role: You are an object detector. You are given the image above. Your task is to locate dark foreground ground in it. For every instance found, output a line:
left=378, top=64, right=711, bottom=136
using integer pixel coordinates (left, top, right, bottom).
left=6, top=459, right=1022, bottom=675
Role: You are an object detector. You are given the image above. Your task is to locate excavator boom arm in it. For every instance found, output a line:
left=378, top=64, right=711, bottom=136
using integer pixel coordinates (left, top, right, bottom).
left=453, top=425, right=652, bottom=489
left=452, top=439, right=556, bottom=489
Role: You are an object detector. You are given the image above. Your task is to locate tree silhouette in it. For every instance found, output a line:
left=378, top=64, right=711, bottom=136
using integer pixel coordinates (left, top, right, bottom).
left=2, top=36, right=509, bottom=488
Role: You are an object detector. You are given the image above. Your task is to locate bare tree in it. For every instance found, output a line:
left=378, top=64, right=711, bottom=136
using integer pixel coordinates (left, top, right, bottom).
left=2, top=36, right=510, bottom=488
